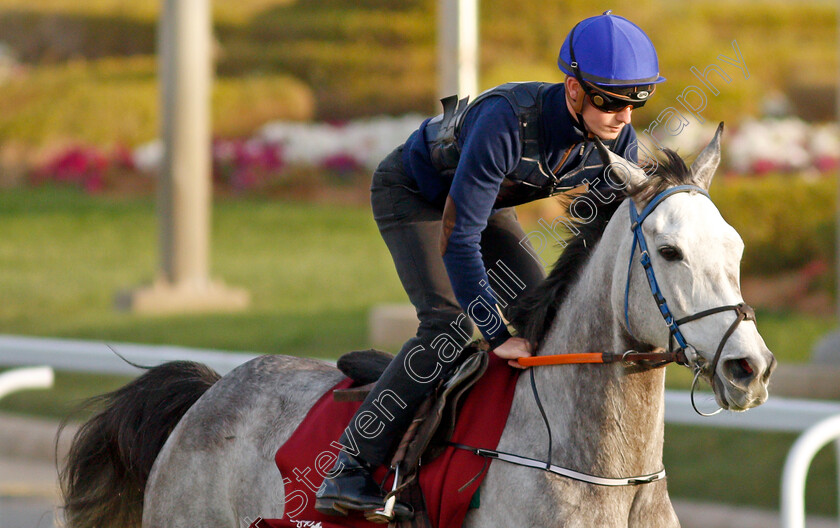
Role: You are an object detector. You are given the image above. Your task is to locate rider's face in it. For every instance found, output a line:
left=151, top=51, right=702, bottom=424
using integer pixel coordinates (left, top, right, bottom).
left=565, top=78, right=634, bottom=140
left=582, top=99, right=632, bottom=140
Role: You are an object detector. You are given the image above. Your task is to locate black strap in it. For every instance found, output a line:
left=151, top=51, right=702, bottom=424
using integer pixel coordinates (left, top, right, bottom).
left=675, top=304, right=741, bottom=325
left=566, top=23, right=591, bottom=140
left=529, top=367, right=552, bottom=470
left=709, top=303, right=755, bottom=378
left=673, top=302, right=756, bottom=381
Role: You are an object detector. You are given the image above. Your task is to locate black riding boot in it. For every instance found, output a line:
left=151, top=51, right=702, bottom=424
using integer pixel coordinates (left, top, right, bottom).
left=314, top=451, right=412, bottom=521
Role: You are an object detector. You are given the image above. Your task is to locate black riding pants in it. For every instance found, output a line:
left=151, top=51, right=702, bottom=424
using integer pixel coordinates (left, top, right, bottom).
left=342, top=145, right=545, bottom=467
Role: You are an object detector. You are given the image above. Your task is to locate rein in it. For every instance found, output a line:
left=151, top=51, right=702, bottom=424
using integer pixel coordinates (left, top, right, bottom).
left=483, top=184, right=757, bottom=486
left=624, top=184, right=757, bottom=415
left=517, top=184, right=757, bottom=414
left=518, top=348, right=681, bottom=367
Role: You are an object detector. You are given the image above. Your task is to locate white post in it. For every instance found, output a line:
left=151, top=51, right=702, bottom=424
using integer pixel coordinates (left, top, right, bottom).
left=117, top=0, right=249, bottom=313
left=0, top=367, right=54, bottom=401
left=438, top=0, right=479, bottom=100
left=836, top=439, right=840, bottom=528
left=159, top=0, right=212, bottom=291
left=0, top=366, right=53, bottom=526
left=780, top=414, right=840, bottom=528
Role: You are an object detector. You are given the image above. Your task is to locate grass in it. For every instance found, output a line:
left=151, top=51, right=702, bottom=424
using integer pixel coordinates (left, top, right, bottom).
left=0, top=185, right=837, bottom=516
left=0, top=185, right=825, bottom=360
left=0, top=371, right=135, bottom=420
left=0, top=186, right=403, bottom=353
left=664, top=425, right=838, bottom=516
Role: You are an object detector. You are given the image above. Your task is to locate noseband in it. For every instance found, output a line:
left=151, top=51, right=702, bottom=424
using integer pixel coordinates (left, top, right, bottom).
left=484, top=184, right=759, bottom=486
left=625, top=184, right=756, bottom=415
left=476, top=185, right=759, bottom=486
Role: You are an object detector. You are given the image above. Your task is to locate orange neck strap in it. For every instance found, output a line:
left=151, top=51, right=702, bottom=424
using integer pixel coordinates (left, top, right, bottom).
left=517, top=348, right=678, bottom=368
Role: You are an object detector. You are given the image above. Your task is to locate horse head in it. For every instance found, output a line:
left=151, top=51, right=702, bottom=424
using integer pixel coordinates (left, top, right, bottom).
left=599, top=123, right=777, bottom=412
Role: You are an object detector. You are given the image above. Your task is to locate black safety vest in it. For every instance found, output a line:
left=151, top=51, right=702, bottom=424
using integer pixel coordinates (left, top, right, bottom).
left=424, top=82, right=614, bottom=208
left=424, top=82, right=556, bottom=190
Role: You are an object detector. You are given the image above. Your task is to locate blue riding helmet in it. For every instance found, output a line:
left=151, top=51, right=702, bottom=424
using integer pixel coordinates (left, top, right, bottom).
left=558, top=11, right=666, bottom=88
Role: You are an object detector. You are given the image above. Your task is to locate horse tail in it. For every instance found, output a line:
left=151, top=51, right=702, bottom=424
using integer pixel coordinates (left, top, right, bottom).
left=59, top=360, right=221, bottom=528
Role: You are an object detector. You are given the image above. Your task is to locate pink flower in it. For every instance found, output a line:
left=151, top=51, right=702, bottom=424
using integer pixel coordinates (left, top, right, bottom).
left=83, top=173, right=105, bottom=193
left=814, top=156, right=839, bottom=173
left=112, top=144, right=136, bottom=170
left=32, top=145, right=115, bottom=193
left=321, top=153, right=362, bottom=173
left=800, top=259, right=828, bottom=282
left=749, top=159, right=777, bottom=175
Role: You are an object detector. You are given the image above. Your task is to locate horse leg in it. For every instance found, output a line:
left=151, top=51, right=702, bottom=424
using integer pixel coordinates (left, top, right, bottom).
left=628, top=481, right=679, bottom=528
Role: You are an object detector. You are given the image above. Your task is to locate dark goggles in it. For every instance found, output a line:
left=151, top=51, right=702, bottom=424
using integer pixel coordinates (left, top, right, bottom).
left=583, top=81, right=656, bottom=113
left=584, top=82, right=655, bottom=113
left=565, top=20, right=658, bottom=115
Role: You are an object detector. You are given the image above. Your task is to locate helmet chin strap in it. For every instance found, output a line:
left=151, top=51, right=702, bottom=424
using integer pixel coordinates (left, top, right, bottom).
left=568, top=85, right=591, bottom=140
left=566, top=22, right=593, bottom=141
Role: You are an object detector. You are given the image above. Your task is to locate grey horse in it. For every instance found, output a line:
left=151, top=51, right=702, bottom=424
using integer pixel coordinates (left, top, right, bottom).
left=60, top=124, right=776, bottom=528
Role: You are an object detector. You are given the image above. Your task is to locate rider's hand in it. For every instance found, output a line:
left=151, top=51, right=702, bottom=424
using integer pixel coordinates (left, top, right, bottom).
left=492, top=337, right=533, bottom=369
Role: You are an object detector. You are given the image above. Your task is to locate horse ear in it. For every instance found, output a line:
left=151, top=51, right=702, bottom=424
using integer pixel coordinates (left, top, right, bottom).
left=690, top=122, right=724, bottom=190
left=592, top=136, right=647, bottom=192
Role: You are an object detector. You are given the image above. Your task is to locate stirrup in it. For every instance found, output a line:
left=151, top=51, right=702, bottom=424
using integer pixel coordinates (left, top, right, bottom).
left=364, top=506, right=393, bottom=524
left=364, top=496, right=413, bottom=524
left=363, top=465, right=409, bottom=523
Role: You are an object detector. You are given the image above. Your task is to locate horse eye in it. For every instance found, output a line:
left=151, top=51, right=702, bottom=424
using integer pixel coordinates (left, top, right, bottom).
left=658, top=245, right=683, bottom=261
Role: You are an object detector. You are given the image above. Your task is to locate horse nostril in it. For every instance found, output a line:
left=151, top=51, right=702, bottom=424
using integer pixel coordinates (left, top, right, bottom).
left=723, top=358, right=755, bottom=384
left=762, top=354, right=777, bottom=384
left=739, top=358, right=753, bottom=376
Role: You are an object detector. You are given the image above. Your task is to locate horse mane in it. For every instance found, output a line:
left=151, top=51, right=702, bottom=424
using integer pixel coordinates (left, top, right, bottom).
left=508, top=148, right=693, bottom=349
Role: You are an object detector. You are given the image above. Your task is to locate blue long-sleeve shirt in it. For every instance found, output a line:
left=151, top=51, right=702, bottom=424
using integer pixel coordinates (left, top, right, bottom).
left=402, top=83, right=638, bottom=345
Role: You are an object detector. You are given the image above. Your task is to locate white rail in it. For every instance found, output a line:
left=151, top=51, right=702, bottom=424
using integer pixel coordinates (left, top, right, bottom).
left=781, top=415, right=840, bottom=528
left=664, top=391, right=840, bottom=433
left=1, top=334, right=838, bottom=431
left=0, top=334, right=261, bottom=376
left=1, top=333, right=840, bottom=525
left=0, top=366, right=54, bottom=401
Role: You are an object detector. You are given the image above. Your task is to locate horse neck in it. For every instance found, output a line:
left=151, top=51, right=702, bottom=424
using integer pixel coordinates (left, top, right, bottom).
left=513, top=204, right=666, bottom=478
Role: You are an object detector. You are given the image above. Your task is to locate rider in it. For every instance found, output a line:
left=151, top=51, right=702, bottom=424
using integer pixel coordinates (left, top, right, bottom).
left=316, top=11, right=666, bottom=519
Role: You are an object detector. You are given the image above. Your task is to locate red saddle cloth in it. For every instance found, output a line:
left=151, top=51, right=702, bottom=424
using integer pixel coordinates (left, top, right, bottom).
left=249, top=354, right=520, bottom=528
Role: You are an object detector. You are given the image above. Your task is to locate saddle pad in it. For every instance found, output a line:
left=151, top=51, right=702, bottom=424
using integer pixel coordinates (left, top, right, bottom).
left=250, top=354, right=520, bottom=528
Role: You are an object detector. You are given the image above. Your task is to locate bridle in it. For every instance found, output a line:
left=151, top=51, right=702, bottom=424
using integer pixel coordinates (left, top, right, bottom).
left=457, top=184, right=758, bottom=487
left=519, top=184, right=757, bottom=416
left=623, top=184, right=757, bottom=415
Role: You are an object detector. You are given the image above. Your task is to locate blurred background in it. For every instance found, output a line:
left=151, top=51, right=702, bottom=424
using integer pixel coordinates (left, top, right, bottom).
left=0, top=0, right=838, bottom=526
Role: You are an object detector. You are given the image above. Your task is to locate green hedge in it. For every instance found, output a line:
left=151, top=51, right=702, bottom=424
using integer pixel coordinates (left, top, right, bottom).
left=0, top=57, right=314, bottom=147
left=0, top=0, right=833, bottom=128
left=712, top=174, right=835, bottom=276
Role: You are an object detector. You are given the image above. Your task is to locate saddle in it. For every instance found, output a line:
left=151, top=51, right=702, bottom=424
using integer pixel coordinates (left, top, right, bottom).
left=333, top=342, right=490, bottom=527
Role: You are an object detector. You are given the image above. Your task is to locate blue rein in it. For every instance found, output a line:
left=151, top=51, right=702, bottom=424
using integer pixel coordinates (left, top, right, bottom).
left=621, top=183, right=757, bottom=416
left=623, top=185, right=710, bottom=360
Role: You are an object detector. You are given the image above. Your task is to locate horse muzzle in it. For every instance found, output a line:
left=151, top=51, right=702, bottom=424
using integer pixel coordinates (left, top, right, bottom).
left=713, top=349, right=777, bottom=411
